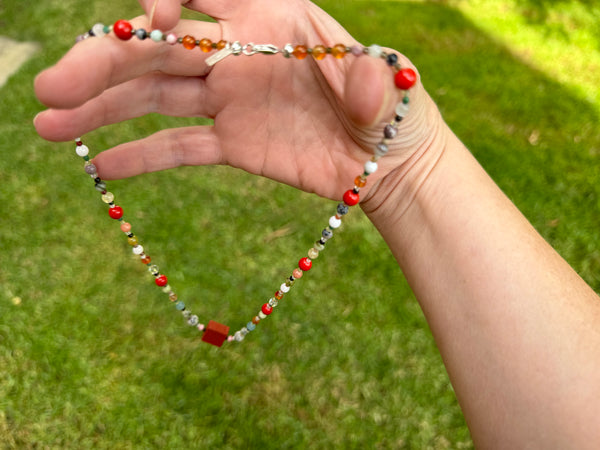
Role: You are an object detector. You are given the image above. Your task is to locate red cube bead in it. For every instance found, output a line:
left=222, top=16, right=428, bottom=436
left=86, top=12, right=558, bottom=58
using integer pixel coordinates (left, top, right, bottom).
left=298, top=257, right=312, bottom=272
left=201, top=320, right=230, bottom=347
left=394, top=68, right=417, bottom=90
left=155, top=274, right=168, bottom=287
left=262, top=303, right=273, bottom=315
left=113, top=20, right=133, bottom=40
left=343, top=189, right=360, bottom=206
left=108, top=206, right=123, bottom=219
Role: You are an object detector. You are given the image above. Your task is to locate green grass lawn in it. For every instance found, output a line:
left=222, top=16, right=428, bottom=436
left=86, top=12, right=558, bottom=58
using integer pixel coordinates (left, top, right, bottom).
left=1, top=0, right=598, bottom=448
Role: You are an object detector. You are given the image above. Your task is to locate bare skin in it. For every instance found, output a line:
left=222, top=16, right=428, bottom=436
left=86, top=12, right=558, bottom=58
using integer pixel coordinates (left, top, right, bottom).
left=34, top=0, right=600, bottom=447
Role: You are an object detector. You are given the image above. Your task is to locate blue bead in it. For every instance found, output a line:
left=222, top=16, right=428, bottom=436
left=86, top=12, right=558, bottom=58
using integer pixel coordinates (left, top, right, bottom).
left=175, top=301, right=185, bottom=311
left=247, top=322, right=256, bottom=331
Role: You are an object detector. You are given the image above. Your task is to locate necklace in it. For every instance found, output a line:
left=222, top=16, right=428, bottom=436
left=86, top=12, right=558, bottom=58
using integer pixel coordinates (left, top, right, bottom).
left=74, top=19, right=417, bottom=347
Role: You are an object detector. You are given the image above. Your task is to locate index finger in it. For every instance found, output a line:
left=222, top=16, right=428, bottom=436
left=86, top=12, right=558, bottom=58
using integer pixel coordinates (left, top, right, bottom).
left=34, top=17, right=221, bottom=109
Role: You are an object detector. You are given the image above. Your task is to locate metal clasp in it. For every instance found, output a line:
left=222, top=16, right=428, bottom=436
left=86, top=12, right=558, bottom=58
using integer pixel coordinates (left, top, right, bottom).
left=242, top=43, right=279, bottom=56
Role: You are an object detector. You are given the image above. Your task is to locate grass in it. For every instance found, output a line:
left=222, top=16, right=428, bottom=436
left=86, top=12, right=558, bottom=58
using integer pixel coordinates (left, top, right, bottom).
left=1, top=0, right=598, bottom=448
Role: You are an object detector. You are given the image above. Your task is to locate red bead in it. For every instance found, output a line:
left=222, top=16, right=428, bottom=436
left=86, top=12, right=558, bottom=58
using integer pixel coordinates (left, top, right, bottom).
left=262, top=304, right=273, bottom=315
left=108, top=206, right=123, bottom=219
left=394, top=68, right=417, bottom=90
left=155, top=274, right=168, bottom=287
left=298, top=257, right=312, bottom=272
left=201, top=320, right=230, bottom=347
left=113, top=20, right=133, bottom=40
left=343, top=190, right=360, bottom=206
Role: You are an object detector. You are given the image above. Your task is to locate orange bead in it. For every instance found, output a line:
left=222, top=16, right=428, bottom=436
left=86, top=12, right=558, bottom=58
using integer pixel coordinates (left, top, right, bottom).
left=331, top=44, right=347, bottom=59
left=182, top=35, right=196, bottom=50
left=216, top=40, right=228, bottom=50
left=354, top=176, right=367, bottom=188
left=252, top=316, right=261, bottom=324
left=292, top=45, right=308, bottom=59
left=312, top=45, right=327, bottom=60
left=199, top=38, right=212, bottom=52
left=141, top=256, right=151, bottom=264
left=275, top=291, right=284, bottom=300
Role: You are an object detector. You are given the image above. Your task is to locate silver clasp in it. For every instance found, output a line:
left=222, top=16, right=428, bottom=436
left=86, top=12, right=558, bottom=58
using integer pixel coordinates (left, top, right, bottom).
left=242, top=43, right=279, bottom=56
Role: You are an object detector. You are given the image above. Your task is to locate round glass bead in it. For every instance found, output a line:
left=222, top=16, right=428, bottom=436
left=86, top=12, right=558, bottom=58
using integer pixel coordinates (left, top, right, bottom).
left=337, top=203, right=349, bottom=216
left=120, top=222, right=132, bottom=233
left=127, top=236, right=139, bottom=246
left=234, top=331, right=244, bottom=342
left=384, top=124, right=398, bottom=139
left=262, top=304, right=273, bottom=315
left=258, top=311, right=267, bottom=320
left=198, top=323, right=205, bottom=331
left=331, top=44, right=347, bottom=59
left=252, top=316, right=261, bottom=324
left=280, top=283, right=290, bottom=293
left=85, top=163, right=97, bottom=175
left=182, top=35, right=196, bottom=49
left=91, top=23, right=106, bottom=37
left=367, top=44, right=382, bottom=58
left=135, top=29, right=148, bottom=40
left=188, top=315, right=199, bottom=326
left=354, top=176, right=367, bottom=188
left=269, top=297, right=279, bottom=307
left=132, top=245, right=144, bottom=255
left=247, top=322, right=256, bottom=331
left=150, top=29, right=163, bottom=42
left=199, top=38, right=212, bottom=52
left=175, top=301, right=185, bottom=311
left=292, top=268, right=303, bottom=279
left=293, top=45, right=308, bottom=59
left=312, top=45, right=327, bottom=60
left=182, top=310, right=191, bottom=319
left=322, top=228, right=333, bottom=240
left=155, top=274, right=168, bottom=287
left=169, top=292, right=178, bottom=302
left=343, top=189, right=360, bottom=206
left=395, top=68, right=417, bottom=90
left=101, top=192, right=115, bottom=203
left=308, top=248, right=319, bottom=259
left=314, top=241, right=325, bottom=251
left=94, top=182, right=107, bottom=192
left=375, top=143, right=389, bottom=157
left=298, top=257, right=312, bottom=272
left=275, top=291, right=284, bottom=300
left=108, top=206, right=123, bottom=219
left=166, top=33, right=178, bottom=45
left=149, top=264, right=159, bottom=275
left=350, top=45, right=363, bottom=56
left=395, top=102, right=410, bottom=118
left=113, top=20, right=133, bottom=40
left=216, top=40, right=228, bottom=49
left=141, top=255, right=152, bottom=264
left=76, top=144, right=89, bottom=157
left=364, top=160, right=378, bottom=174
left=386, top=53, right=399, bottom=66
left=162, top=285, right=171, bottom=294
left=329, top=216, right=342, bottom=229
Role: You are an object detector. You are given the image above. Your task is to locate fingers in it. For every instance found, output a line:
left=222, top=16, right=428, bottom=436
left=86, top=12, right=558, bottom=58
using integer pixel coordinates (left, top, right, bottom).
left=92, top=125, right=223, bottom=180
left=34, top=73, right=215, bottom=142
left=34, top=18, right=221, bottom=110
left=139, top=0, right=237, bottom=30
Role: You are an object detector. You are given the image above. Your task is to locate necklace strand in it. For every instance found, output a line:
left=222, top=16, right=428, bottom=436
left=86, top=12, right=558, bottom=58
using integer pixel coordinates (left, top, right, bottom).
left=75, top=19, right=417, bottom=346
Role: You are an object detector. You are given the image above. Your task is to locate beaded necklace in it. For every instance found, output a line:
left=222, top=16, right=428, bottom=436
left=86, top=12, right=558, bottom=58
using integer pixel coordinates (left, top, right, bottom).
left=74, top=19, right=417, bottom=347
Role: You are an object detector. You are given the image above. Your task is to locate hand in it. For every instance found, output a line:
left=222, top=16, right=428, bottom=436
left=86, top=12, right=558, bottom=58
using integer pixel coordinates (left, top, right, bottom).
left=34, top=0, right=441, bottom=201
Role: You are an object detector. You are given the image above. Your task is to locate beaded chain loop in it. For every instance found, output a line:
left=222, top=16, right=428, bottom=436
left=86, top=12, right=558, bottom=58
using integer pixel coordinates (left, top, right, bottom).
left=75, top=20, right=417, bottom=347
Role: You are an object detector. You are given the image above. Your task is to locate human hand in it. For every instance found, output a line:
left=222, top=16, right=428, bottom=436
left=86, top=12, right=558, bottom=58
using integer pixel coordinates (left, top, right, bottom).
left=34, top=0, right=443, bottom=202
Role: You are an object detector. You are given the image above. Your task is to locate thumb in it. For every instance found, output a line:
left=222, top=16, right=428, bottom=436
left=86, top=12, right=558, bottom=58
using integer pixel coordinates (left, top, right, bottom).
left=344, top=52, right=399, bottom=128
left=137, top=0, right=182, bottom=30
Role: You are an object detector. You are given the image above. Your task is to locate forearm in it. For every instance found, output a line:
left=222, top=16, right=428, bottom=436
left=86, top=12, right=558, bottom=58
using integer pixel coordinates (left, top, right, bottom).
left=363, top=122, right=600, bottom=447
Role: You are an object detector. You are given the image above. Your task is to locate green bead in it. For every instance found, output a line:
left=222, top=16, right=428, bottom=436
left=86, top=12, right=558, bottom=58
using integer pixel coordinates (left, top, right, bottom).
left=403, top=96, right=410, bottom=104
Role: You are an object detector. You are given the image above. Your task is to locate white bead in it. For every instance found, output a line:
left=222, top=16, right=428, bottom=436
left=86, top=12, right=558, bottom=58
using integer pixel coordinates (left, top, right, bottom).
left=367, top=44, right=382, bottom=58
left=258, top=311, right=267, bottom=319
left=150, top=30, right=163, bottom=42
left=329, top=216, right=342, bottom=229
left=395, top=102, right=410, bottom=118
left=166, top=33, right=178, bottom=45
left=132, top=245, right=144, bottom=255
left=280, top=283, right=290, bottom=293
left=364, top=160, right=378, bottom=174
left=92, top=23, right=106, bottom=37
left=76, top=144, right=89, bottom=157
left=234, top=331, right=244, bottom=342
